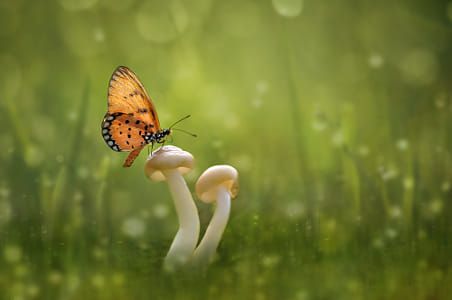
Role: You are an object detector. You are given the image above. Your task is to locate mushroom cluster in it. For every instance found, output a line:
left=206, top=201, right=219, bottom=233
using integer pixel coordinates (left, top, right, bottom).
left=145, top=146, right=239, bottom=271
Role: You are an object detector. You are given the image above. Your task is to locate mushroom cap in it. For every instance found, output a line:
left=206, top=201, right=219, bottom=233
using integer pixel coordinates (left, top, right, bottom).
left=144, top=145, right=194, bottom=181
left=195, top=165, right=239, bottom=203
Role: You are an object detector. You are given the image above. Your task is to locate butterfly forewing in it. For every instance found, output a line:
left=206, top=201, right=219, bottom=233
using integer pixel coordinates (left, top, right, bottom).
left=108, top=66, right=161, bottom=129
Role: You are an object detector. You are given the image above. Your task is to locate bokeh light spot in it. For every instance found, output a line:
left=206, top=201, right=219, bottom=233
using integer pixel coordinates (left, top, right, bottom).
left=4, top=245, right=22, bottom=263
left=0, top=54, right=22, bottom=100
left=403, top=177, right=414, bottom=190
left=272, top=0, right=303, bottom=18
left=153, top=204, right=169, bottom=219
left=399, top=49, right=438, bottom=86
left=48, top=271, right=63, bottom=285
left=396, top=139, right=409, bottom=151
left=24, top=145, right=44, bottom=168
left=368, top=53, right=384, bottom=69
left=121, top=217, right=146, bottom=238
left=59, top=12, right=106, bottom=57
left=447, top=2, right=452, bottom=22
left=136, top=1, right=184, bottom=43
left=58, top=0, right=98, bottom=11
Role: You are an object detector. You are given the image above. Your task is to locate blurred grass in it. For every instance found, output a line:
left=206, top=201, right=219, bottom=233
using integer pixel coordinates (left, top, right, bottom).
left=0, top=0, right=452, bottom=299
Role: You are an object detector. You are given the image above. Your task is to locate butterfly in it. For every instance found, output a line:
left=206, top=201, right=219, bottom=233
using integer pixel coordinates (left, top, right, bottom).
left=101, top=66, right=172, bottom=167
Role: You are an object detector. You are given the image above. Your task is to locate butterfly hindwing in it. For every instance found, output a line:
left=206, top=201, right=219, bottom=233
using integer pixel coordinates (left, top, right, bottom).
left=102, top=113, right=158, bottom=152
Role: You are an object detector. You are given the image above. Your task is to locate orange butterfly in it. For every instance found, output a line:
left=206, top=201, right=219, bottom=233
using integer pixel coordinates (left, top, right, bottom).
left=101, top=66, right=171, bottom=167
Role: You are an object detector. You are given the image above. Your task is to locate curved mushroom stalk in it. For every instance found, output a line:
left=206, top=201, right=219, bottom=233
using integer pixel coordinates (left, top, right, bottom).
left=191, top=165, right=239, bottom=269
left=144, top=146, right=200, bottom=271
left=191, top=186, right=231, bottom=267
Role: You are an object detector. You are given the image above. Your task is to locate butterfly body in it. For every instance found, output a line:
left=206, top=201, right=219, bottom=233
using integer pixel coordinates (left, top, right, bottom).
left=101, top=66, right=171, bottom=167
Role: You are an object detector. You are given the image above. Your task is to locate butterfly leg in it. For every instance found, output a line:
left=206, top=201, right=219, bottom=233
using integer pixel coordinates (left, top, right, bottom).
left=123, top=148, right=143, bottom=167
left=150, top=142, right=155, bottom=155
left=160, top=139, right=168, bottom=150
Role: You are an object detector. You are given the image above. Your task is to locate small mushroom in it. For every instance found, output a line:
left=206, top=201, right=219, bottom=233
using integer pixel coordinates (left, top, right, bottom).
left=191, top=165, right=239, bottom=268
left=145, top=145, right=200, bottom=271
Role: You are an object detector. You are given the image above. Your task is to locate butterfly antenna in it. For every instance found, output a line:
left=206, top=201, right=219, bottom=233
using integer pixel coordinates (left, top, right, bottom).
left=172, top=128, right=197, bottom=138
left=169, top=114, right=191, bottom=129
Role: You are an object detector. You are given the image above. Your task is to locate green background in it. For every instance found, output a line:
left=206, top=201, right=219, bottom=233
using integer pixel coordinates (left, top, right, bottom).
left=0, top=0, right=451, bottom=299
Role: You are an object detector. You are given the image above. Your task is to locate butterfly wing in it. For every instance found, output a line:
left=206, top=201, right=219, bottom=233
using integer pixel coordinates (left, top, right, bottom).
left=102, top=113, right=155, bottom=151
left=101, top=66, right=161, bottom=167
left=107, top=66, right=161, bottom=129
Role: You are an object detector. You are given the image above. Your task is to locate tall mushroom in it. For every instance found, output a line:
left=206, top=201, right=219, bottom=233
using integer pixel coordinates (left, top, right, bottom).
left=191, top=165, right=239, bottom=268
left=144, top=145, right=200, bottom=271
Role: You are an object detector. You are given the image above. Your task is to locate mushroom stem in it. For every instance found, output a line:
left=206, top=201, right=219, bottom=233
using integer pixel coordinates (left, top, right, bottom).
left=162, top=169, right=200, bottom=270
left=191, top=186, right=231, bottom=267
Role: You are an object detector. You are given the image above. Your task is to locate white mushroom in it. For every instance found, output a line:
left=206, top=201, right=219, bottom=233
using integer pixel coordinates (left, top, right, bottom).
left=144, top=145, right=200, bottom=271
left=191, top=165, right=239, bottom=268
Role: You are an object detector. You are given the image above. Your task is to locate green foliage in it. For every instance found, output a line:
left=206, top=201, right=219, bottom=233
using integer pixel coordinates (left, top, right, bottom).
left=0, top=0, right=451, bottom=299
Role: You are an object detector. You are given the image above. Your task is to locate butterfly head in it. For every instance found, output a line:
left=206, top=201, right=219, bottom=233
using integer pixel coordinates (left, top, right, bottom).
left=158, top=128, right=172, bottom=143
left=144, top=128, right=171, bottom=144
